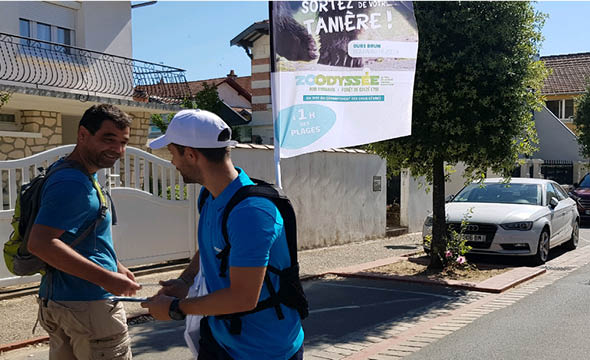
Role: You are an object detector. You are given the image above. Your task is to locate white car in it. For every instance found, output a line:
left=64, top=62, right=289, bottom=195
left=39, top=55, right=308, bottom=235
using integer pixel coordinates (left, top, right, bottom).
left=422, top=178, right=579, bottom=265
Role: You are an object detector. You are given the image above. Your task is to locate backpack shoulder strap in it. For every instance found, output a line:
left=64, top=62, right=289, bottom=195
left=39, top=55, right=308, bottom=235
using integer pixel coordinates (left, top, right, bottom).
left=217, top=178, right=298, bottom=277
left=43, top=159, right=108, bottom=249
left=198, top=187, right=210, bottom=214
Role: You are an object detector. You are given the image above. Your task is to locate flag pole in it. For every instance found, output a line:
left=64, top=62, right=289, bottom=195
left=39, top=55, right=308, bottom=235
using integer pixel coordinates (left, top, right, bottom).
left=274, top=145, right=282, bottom=189
left=268, top=1, right=282, bottom=188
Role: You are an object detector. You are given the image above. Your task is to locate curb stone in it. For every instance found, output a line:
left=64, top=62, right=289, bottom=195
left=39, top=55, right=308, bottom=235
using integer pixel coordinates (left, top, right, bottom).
left=325, top=256, right=547, bottom=293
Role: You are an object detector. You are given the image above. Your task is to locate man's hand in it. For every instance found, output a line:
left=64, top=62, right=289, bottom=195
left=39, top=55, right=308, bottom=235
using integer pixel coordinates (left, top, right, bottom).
left=157, top=278, right=189, bottom=299
left=141, top=294, right=174, bottom=320
left=28, top=224, right=141, bottom=296
left=117, top=262, right=136, bottom=282
left=103, top=272, right=141, bottom=296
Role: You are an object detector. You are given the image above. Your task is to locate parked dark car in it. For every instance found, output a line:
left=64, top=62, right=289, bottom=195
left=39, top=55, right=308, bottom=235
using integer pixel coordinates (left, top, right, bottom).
left=569, top=173, right=590, bottom=222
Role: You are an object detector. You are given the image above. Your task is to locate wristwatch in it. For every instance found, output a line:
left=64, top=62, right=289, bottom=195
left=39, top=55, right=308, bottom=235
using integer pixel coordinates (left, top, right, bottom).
left=168, top=298, right=186, bottom=321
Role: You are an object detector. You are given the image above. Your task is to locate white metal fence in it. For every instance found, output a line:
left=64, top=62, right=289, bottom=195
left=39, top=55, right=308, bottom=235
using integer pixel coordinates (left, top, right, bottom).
left=1, top=144, right=388, bottom=288
left=0, top=145, right=197, bottom=287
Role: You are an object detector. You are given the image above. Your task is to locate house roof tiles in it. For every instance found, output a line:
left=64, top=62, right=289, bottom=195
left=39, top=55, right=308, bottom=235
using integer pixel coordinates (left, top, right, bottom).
left=187, top=74, right=251, bottom=101
left=541, top=52, right=590, bottom=95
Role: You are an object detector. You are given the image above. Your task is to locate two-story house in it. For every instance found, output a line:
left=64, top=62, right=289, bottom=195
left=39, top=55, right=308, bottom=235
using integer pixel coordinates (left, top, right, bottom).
left=147, top=69, right=253, bottom=156
left=183, top=70, right=253, bottom=142
left=0, top=1, right=190, bottom=161
left=541, top=52, right=590, bottom=132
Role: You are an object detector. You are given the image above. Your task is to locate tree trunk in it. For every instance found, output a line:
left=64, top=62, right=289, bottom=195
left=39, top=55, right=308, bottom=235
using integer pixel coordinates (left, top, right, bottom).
left=429, top=155, right=446, bottom=269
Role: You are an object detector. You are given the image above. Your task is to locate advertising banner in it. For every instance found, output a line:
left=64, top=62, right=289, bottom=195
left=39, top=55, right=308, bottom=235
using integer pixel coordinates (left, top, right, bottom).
left=270, top=1, right=419, bottom=159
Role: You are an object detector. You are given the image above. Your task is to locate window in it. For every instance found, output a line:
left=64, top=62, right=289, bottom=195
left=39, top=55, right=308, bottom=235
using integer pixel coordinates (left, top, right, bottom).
left=546, top=183, right=558, bottom=205
left=546, top=100, right=559, bottom=118
left=0, top=114, right=15, bottom=123
left=36, top=22, right=51, bottom=50
left=57, top=27, right=72, bottom=54
left=564, top=99, right=574, bottom=119
left=0, top=112, right=21, bottom=131
left=453, top=183, right=542, bottom=206
left=18, top=18, right=75, bottom=52
left=19, top=19, right=30, bottom=46
left=57, top=27, right=72, bottom=46
left=553, top=183, right=569, bottom=200
left=546, top=99, right=575, bottom=121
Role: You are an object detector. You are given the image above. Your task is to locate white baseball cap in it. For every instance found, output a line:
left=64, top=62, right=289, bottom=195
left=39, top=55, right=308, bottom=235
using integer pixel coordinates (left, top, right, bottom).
left=149, top=109, right=237, bottom=149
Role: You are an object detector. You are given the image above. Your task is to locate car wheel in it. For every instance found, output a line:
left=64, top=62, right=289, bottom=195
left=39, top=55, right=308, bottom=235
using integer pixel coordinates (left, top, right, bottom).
left=564, top=221, right=579, bottom=251
left=532, top=229, right=550, bottom=265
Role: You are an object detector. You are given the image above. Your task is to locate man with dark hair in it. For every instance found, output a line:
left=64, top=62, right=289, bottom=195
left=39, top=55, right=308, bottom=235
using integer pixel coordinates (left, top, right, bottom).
left=79, top=103, right=133, bottom=135
left=142, top=109, right=304, bottom=359
left=28, top=103, right=140, bottom=360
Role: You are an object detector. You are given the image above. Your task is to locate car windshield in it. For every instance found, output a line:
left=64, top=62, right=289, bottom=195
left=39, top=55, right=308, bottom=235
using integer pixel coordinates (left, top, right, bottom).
left=452, top=183, right=542, bottom=205
left=579, top=175, right=590, bottom=188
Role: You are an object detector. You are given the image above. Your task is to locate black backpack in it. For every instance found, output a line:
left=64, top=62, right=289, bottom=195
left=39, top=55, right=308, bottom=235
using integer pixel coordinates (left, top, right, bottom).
left=198, top=178, right=309, bottom=335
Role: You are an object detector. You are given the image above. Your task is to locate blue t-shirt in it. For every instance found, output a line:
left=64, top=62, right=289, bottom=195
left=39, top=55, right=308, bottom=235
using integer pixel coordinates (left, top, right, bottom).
left=198, top=168, right=304, bottom=359
left=34, top=161, right=117, bottom=301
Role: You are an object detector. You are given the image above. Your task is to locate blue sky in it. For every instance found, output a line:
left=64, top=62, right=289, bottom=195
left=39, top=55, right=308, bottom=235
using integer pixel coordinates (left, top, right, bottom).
left=131, top=1, right=590, bottom=81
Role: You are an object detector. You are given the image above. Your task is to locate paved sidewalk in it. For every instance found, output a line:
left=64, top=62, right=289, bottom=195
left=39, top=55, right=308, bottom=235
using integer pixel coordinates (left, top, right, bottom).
left=0, top=233, right=423, bottom=350
left=302, top=243, right=590, bottom=360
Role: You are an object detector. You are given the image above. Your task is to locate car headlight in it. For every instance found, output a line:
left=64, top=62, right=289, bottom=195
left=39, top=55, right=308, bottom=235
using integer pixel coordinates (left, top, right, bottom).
left=424, top=215, right=433, bottom=227
left=500, top=221, right=533, bottom=231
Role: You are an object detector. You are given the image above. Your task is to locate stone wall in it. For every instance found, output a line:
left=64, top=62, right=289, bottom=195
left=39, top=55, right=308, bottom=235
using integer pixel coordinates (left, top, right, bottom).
left=0, top=110, right=151, bottom=161
left=0, top=110, right=62, bottom=160
left=128, top=112, right=150, bottom=152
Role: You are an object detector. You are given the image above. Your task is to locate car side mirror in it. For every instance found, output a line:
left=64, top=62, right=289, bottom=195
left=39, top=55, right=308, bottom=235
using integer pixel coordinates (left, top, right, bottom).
left=549, top=197, right=559, bottom=209
left=573, top=182, right=579, bottom=188
left=445, top=194, right=455, bottom=203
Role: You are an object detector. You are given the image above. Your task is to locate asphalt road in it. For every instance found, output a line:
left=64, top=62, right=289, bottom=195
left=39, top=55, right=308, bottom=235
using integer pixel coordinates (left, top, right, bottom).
left=404, top=227, right=590, bottom=360
left=1, top=277, right=475, bottom=360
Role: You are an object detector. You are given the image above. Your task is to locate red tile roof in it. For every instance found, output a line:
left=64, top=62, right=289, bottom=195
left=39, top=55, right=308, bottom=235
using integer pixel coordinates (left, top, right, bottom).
left=541, top=52, right=590, bottom=95
left=186, top=75, right=251, bottom=101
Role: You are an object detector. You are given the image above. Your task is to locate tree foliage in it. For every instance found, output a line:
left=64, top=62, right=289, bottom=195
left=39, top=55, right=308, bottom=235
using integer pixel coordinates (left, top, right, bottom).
left=0, top=91, right=10, bottom=110
left=151, top=82, right=222, bottom=133
left=369, top=2, right=547, bottom=268
left=573, top=84, right=590, bottom=161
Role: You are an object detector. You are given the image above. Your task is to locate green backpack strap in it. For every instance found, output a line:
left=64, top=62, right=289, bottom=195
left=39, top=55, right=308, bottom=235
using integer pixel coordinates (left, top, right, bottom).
left=43, top=160, right=109, bottom=248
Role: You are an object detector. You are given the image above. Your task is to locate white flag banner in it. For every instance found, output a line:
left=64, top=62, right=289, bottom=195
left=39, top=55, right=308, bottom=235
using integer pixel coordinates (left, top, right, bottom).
left=270, top=1, right=419, bottom=159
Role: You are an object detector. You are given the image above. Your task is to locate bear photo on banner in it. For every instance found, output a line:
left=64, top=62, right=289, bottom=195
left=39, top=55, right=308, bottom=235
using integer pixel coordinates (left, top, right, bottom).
left=270, top=1, right=419, bottom=160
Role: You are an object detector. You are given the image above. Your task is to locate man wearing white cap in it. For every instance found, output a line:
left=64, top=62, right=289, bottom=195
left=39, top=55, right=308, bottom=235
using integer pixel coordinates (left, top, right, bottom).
left=142, top=109, right=304, bottom=359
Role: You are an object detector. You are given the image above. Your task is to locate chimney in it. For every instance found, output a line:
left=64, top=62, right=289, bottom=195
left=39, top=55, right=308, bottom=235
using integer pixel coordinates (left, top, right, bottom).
left=227, top=69, right=237, bottom=79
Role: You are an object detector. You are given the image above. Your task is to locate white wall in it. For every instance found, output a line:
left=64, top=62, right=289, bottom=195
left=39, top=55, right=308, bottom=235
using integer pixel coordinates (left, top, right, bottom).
left=232, top=146, right=387, bottom=249
left=401, top=163, right=499, bottom=233
left=150, top=144, right=387, bottom=248
left=0, top=2, right=131, bottom=58
left=532, top=106, right=584, bottom=162
left=217, top=83, right=251, bottom=109
left=252, top=34, right=271, bottom=61
left=400, top=169, right=432, bottom=233
left=0, top=2, right=77, bottom=35
left=78, top=1, right=132, bottom=57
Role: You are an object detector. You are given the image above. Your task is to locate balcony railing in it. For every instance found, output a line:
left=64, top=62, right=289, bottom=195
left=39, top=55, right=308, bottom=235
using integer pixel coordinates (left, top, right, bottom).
left=0, top=32, right=191, bottom=104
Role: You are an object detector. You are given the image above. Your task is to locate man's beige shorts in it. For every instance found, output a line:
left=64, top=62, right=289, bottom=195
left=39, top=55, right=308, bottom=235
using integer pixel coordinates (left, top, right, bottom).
left=37, top=298, right=132, bottom=360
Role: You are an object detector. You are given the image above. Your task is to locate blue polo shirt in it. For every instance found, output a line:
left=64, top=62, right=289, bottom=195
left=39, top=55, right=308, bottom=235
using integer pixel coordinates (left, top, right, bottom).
left=198, top=168, right=304, bottom=359
left=34, top=161, right=117, bottom=301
